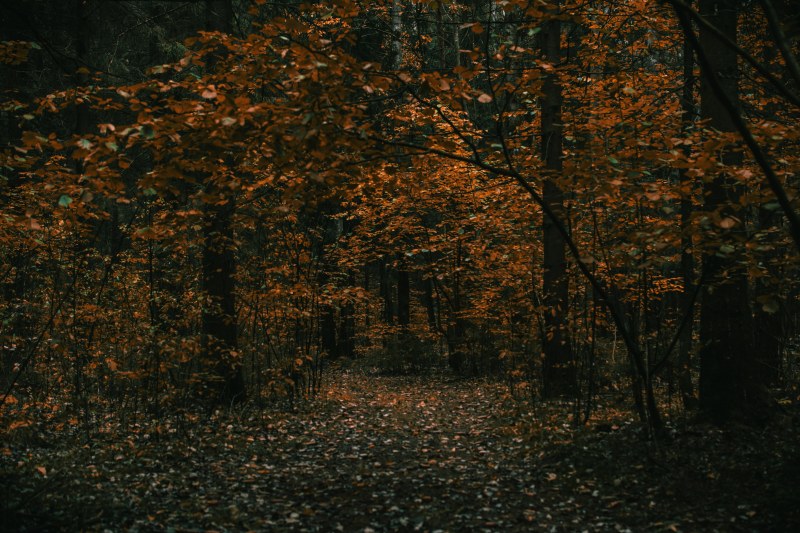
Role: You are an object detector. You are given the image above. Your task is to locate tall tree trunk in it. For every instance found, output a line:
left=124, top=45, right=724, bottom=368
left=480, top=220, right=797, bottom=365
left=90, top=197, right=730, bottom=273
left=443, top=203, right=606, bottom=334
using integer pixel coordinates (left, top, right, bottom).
left=391, top=0, right=402, bottom=69
left=72, top=0, right=91, bottom=423
left=753, top=207, right=784, bottom=386
left=678, top=6, right=697, bottom=410
left=338, top=271, right=356, bottom=359
left=201, top=0, right=245, bottom=404
left=202, top=198, right=244, bottom=403
left=379, top=258, right=394, bottom=325
left=447, top=239, right=466, bottom=372
left=752, top=30, right=785, bottom=387
left=423, top=275, right=438, bottom=332
left=436, top=3, right=447, bottom=70
left=697, top=0, right=761, bottom=422
left=540, top=0, right=576, bottom=399
left=75, top=0, right=89, bottom=138
left=397, top=254, right=410, bottom=330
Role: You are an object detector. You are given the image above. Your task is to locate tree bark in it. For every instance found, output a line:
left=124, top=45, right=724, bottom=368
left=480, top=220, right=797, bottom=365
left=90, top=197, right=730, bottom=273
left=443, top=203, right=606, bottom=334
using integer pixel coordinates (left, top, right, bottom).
left=379, top=258, right=394, bottom=325
left=697, top=0, right=761, bottom=422
left=391, top=0, right=402, bottom=70
left=423, top=275, right=438, bottom=332
left=678, top=4, right=697, bottom=410
left=201, top=0, right=245, bottom=404
left=540, top=0, right=576, bottom=399
left=397, top=254, right=410, bottom=330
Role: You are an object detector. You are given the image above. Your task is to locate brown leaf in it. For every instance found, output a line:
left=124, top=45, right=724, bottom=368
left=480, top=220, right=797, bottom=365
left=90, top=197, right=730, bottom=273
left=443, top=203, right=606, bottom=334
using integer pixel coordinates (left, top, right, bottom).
left=201, top=85, right=218, bottom=99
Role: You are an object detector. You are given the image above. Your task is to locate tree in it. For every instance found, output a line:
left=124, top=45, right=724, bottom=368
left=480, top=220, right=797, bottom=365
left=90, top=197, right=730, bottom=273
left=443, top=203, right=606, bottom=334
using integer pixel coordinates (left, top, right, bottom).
left=540, top=0, right=576, bottom=399
left=695, top=0, right=762, bottom=422
left=198, top=0, right=246, bottom=404
left=678, top=0, right=697, bottom=409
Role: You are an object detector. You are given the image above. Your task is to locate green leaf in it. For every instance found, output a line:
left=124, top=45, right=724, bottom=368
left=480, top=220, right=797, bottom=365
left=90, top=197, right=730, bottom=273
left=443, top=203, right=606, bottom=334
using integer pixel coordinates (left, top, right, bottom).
left=58, top=195, right=73, bottom=208
left=608, top=156, right=619, bottom=165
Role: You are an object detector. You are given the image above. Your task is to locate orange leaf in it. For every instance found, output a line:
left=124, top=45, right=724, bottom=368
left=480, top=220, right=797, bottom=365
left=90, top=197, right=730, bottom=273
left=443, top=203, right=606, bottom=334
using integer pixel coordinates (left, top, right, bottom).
left=477, top=93, right=493, bottom=103
left=36, top=466, right=47, bottom=477
left=9, top=420, right=30, bottom=430
left=201, top=86, right=217, bottom=99
left=644, top=191, right=660, bottom=201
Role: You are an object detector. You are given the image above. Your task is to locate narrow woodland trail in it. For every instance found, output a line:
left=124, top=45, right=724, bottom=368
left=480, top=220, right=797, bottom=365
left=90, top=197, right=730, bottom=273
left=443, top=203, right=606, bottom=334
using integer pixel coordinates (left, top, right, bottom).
left=3, top=369, right=799, bottom=532
left=250, top=372, right=542, bottom=532
left=1, top=371, right=586, bottom=532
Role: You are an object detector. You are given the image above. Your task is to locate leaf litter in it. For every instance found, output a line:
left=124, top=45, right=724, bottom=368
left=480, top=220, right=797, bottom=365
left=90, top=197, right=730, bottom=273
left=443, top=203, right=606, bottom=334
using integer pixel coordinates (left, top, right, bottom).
left=2, top=369, right=798, bottom=531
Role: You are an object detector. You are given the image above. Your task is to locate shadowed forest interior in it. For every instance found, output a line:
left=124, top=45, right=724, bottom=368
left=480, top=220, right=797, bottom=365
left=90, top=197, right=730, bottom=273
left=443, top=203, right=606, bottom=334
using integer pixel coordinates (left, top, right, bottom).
left=2, top=0, right=800, bottom=531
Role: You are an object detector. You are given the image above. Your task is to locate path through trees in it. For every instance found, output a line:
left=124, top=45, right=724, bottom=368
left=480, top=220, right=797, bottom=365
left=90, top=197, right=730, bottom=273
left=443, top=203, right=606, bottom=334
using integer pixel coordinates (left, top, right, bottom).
left=3, top=368, right=798, bottom=531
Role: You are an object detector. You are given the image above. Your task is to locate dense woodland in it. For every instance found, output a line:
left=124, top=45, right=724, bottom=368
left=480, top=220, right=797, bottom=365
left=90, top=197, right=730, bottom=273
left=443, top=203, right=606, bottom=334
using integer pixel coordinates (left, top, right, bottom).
left=2, top=0, right=800, bottom=530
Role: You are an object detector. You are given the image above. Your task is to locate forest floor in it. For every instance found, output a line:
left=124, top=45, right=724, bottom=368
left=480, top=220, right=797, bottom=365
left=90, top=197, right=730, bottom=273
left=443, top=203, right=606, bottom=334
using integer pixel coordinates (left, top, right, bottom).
left=2, top=367, right=800, bottom=532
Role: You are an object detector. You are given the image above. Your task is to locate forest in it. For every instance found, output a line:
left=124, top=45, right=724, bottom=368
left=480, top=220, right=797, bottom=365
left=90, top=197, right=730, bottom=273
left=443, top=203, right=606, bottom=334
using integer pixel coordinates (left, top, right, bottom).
left=1, top=0, right=800, bottom=530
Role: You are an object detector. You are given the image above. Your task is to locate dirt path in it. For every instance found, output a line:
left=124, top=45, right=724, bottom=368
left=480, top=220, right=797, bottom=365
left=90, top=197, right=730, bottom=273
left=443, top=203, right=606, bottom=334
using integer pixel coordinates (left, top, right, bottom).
left=247, top=372, right=540, bottom=532
left=3, top=370, right=797, bottom=532
left=3, top=372, right=560, bottom=532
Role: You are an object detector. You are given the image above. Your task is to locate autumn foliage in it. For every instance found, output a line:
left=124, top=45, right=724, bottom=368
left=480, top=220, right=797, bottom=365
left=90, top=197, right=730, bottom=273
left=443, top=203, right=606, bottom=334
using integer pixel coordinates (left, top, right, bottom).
left=2, top=0, right=800, bottom=437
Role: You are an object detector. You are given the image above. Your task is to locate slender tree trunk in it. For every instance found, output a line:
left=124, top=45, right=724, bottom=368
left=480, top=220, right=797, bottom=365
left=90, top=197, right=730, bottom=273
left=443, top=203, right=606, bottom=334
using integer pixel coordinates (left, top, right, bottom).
left=391, top=0, right=402, bottom=69
left=379, top=258, right=394, bottom=325
left=752, top=33, right=785, bottom=387
left=753, top=206, right=784, bottom=386
left=453, top=13, right=461, bottom=69
left=202, top=197, right=245, bottom=403
left=338, top=271, right=356, bottom=358
left=678, top=6, right=697, bottom=410
left=423, top=275, right=438, bottom=332
left=436, top=3, right=447, bottom=70
left=75, top=0, right=89, bottom=139
left=397, top=254, right=410, bottom=330
left=321, top=305, right=338, bottom=358
left=318, top=210, right=340, bottom=359
left=447, top=239, right=466, bottom=371
left=540, top=0, right=576, bottom=399
left=201, top=0, right=245, bottom=404
left=697, top=0, right=761, bottom=422
left=72, top=0, right=92, bottom=425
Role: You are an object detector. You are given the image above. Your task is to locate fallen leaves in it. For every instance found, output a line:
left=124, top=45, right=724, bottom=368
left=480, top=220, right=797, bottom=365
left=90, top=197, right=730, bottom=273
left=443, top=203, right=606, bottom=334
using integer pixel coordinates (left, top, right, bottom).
left=1, top=370, right=798, bottom=531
